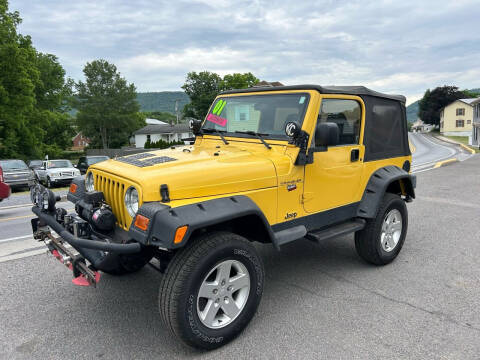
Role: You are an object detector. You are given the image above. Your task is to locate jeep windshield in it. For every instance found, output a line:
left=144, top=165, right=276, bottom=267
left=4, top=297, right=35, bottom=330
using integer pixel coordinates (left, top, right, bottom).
left=0, top=160, right=29, bottom=171
left=202, top=93, right=310, bottom=139
left=47, top=160, right=73, bottom=169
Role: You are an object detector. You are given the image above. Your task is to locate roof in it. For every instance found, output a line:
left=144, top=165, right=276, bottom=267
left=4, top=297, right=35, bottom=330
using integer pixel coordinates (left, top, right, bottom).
left=471, top=97, right=480, bottom=105
left=146, top=118, right=168, bottom=125
left=441, top=97, right=479, bottom=111
left=133, top=123, right=191, bottom=135
left=458, top=98, right=478, bottom=105
left=220, top=84, right=406, bottom=103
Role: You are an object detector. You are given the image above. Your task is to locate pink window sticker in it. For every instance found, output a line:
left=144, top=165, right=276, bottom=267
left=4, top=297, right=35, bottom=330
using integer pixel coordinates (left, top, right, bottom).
left=206, top=113, right=228, bottom=127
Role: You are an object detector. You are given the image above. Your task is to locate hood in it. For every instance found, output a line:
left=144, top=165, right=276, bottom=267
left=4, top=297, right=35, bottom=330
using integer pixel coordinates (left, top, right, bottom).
left=91, top=140, right=290, bottom=201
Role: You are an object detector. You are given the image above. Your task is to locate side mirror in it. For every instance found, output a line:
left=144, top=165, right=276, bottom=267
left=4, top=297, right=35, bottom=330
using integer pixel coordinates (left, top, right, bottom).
left=189, top=119, right=202, bottom=136
left=315, top=122, right=339, bottom=147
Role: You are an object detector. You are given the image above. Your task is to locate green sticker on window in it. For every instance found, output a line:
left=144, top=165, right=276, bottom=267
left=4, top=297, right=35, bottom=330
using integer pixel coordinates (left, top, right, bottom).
left=212, top=99, right=227, bottom=115
left=299, top=96, right=305, bottom=104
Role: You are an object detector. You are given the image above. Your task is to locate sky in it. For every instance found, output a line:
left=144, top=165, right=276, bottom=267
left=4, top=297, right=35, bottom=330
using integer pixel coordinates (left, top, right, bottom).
left=10, top=0, right=480, bottom=105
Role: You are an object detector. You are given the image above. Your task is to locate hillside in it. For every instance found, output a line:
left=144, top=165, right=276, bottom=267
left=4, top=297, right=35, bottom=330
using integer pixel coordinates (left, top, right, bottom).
left=136, top=91, right=190, bottom=113
left=406, top=101, right=419, bottom=123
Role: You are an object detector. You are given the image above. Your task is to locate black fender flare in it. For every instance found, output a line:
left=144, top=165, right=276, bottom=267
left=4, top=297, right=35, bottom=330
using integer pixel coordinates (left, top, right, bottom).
left=357, top=166, right=416, bottom=219
left=128, top=195, right=276, bottom=249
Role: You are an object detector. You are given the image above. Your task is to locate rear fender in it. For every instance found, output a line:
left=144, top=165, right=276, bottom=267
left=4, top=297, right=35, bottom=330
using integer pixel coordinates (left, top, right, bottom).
left=357, top=166, right=416, bottom=219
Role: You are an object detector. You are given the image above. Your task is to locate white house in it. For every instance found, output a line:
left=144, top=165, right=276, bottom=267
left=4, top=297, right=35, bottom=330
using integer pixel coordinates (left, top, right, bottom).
left=134, top=124, right=193, bottom=148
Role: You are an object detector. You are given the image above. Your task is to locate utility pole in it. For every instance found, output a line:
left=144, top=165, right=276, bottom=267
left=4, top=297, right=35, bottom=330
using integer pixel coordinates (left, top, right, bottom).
left=175, top=99, right=180, bottom=124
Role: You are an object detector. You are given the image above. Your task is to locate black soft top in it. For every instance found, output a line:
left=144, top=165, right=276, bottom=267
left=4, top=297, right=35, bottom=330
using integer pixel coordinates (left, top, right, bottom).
left=220, top=84, right=406, bottom=103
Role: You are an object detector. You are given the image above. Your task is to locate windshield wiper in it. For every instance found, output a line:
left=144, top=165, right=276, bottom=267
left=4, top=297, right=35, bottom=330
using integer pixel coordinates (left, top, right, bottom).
left=234, top=131, right=272, bottom=149
left=202, top=128, right=229, bottom=145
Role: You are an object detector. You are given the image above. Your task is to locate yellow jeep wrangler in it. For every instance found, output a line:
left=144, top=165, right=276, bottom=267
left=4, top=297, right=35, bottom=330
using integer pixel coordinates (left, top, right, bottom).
left=31, top=85, right=415, bottom=349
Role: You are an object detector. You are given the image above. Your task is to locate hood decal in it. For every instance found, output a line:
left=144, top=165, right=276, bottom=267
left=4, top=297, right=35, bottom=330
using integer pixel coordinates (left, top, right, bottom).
left=116, top=154, right=177, bottom=168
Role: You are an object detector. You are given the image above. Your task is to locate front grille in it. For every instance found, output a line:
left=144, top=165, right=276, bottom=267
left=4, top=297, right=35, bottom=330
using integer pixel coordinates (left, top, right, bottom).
left=94, top=173, right=129, bottom=229
left=61, top=172, right=73, bottom=177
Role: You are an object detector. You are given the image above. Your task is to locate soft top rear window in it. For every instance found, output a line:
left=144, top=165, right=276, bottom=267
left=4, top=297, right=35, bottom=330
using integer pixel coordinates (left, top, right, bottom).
left=203, top=93, right=310, bottom=138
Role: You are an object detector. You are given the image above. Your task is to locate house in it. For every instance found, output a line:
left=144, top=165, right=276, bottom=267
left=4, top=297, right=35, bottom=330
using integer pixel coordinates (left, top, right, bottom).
left=471, top=98, right=480, bottom=147
left=72, top=132, right=91, bottom=150
left=439, top=98, right=477, bottom=136
left=133, top=124, right=193, bottom=148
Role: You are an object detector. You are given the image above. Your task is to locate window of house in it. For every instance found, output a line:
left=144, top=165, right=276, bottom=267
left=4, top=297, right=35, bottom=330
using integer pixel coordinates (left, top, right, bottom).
left=456, top=108, right=465, bottom=116
left=147, top=134, right=151, bottom=142
left=456, top=120, right=464, bottom=127
left=317, top=99, right=361, bottom=145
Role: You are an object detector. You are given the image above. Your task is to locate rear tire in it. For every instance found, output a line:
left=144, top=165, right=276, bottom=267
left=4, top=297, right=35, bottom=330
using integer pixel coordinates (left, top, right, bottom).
left=159, top=232, right=264, bottom=349
left=355, top=193, right=408, bottom=265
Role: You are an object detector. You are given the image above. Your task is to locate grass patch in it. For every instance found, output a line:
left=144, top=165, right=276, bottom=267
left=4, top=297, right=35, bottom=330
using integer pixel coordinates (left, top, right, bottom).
left=443, top=135, right=480, bottom=153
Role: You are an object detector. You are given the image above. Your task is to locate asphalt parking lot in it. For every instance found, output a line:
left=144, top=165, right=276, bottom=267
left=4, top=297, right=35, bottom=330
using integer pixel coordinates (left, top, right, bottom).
left=1, top=156, right=480, bottom=359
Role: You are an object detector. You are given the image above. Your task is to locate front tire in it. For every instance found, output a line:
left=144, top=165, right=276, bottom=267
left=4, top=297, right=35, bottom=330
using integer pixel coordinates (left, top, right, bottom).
left=355, top=193, right=408, bottom=265
left=159, top=232, right=264, bottom=349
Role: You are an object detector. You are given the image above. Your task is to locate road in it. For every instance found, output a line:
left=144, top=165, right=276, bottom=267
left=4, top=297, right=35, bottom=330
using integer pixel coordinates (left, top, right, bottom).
left=1, top=145, right=479, bottom=359
left=409, top=132, right=472, bottom=172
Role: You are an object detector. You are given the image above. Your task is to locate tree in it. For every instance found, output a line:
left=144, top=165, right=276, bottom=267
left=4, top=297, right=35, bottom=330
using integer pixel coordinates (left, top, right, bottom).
left=181, top=71, right=259, bottom=119
left=418, top=86, right=474, bottom=126
left=0, top=1, right=74, bottom=159
left=181, top=71, right=221, bottom=119
left=0, top=0, right=39, bottom=158
left=75, top=60, right=144, bottom=149
left=220, top=72, right=259, bottom=92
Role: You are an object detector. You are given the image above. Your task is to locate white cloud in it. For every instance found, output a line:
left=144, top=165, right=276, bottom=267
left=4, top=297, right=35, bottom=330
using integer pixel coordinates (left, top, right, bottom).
left=9, top=0, right=480, bottom=100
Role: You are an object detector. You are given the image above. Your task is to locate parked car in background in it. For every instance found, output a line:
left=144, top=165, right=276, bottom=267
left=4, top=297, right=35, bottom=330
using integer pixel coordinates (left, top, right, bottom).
left=0, top=164, right=11, bottom=202
left=27, top=159, right=43, bottom=170
left=35, top=159, right=81, bottom=188
left=76, top=156, right=110, bottom=175
left=0, top=159, right=35, bottom=190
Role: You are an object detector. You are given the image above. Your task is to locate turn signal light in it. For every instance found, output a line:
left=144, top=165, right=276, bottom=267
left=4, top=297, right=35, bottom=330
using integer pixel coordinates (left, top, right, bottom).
left=134, top=214, right=150, bottom=231
left=174, top=225, right=188, bottom=244
left=69, top=183, right=77, bottom=194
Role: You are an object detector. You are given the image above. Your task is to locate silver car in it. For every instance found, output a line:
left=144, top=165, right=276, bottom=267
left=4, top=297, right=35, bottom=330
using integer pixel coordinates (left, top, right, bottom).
left=0, top=159, right=35, bottom=190
left=35, top=159, right=81, bottom=188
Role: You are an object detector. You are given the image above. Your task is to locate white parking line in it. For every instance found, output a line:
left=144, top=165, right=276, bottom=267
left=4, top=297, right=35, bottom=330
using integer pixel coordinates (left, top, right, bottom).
left=0, top=235, right=32, bottom=243
left=0, top=203, right=34, bottom=210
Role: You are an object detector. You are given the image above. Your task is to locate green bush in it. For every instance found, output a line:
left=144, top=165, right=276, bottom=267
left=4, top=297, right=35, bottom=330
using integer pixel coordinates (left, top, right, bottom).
left=144, top=139, right=184, bottom=149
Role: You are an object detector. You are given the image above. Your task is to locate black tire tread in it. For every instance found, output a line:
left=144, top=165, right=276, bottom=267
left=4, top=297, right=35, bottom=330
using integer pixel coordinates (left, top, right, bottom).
left=159, top=232, right=252, bottom=345
left=355, top=193, right=407, bottom=265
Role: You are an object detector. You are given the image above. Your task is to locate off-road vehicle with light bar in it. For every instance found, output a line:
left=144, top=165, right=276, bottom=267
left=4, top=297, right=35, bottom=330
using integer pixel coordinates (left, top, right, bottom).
left=31, top=85, right=415, bottom=349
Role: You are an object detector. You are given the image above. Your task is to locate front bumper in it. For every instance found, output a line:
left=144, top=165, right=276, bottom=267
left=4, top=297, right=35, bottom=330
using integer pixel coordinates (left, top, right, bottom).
left=5, top=178, right=34, bottom=188
left=49, top=177, right=75, bottom=185
left=31, top=192, right=142, bottom=285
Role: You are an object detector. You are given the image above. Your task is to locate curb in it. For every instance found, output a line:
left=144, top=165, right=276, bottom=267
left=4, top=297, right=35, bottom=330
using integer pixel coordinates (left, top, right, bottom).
left=434, top=135, right=476, bottom=154
left=409, top=140, right=416, bottom=154
left=459, top=143, right=476, bottom=154
left=433, top=158, right=458, bottom=169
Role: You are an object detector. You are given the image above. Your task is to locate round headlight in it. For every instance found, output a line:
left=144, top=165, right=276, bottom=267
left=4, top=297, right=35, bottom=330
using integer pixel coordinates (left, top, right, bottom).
left=85, top=172, right=94, bottom=192
left=124, top=187, right=139, bottom=217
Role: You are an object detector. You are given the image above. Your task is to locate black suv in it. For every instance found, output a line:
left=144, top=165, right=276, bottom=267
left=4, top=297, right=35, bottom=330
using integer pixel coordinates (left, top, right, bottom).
left=76, top=156, right=109, bottom=175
